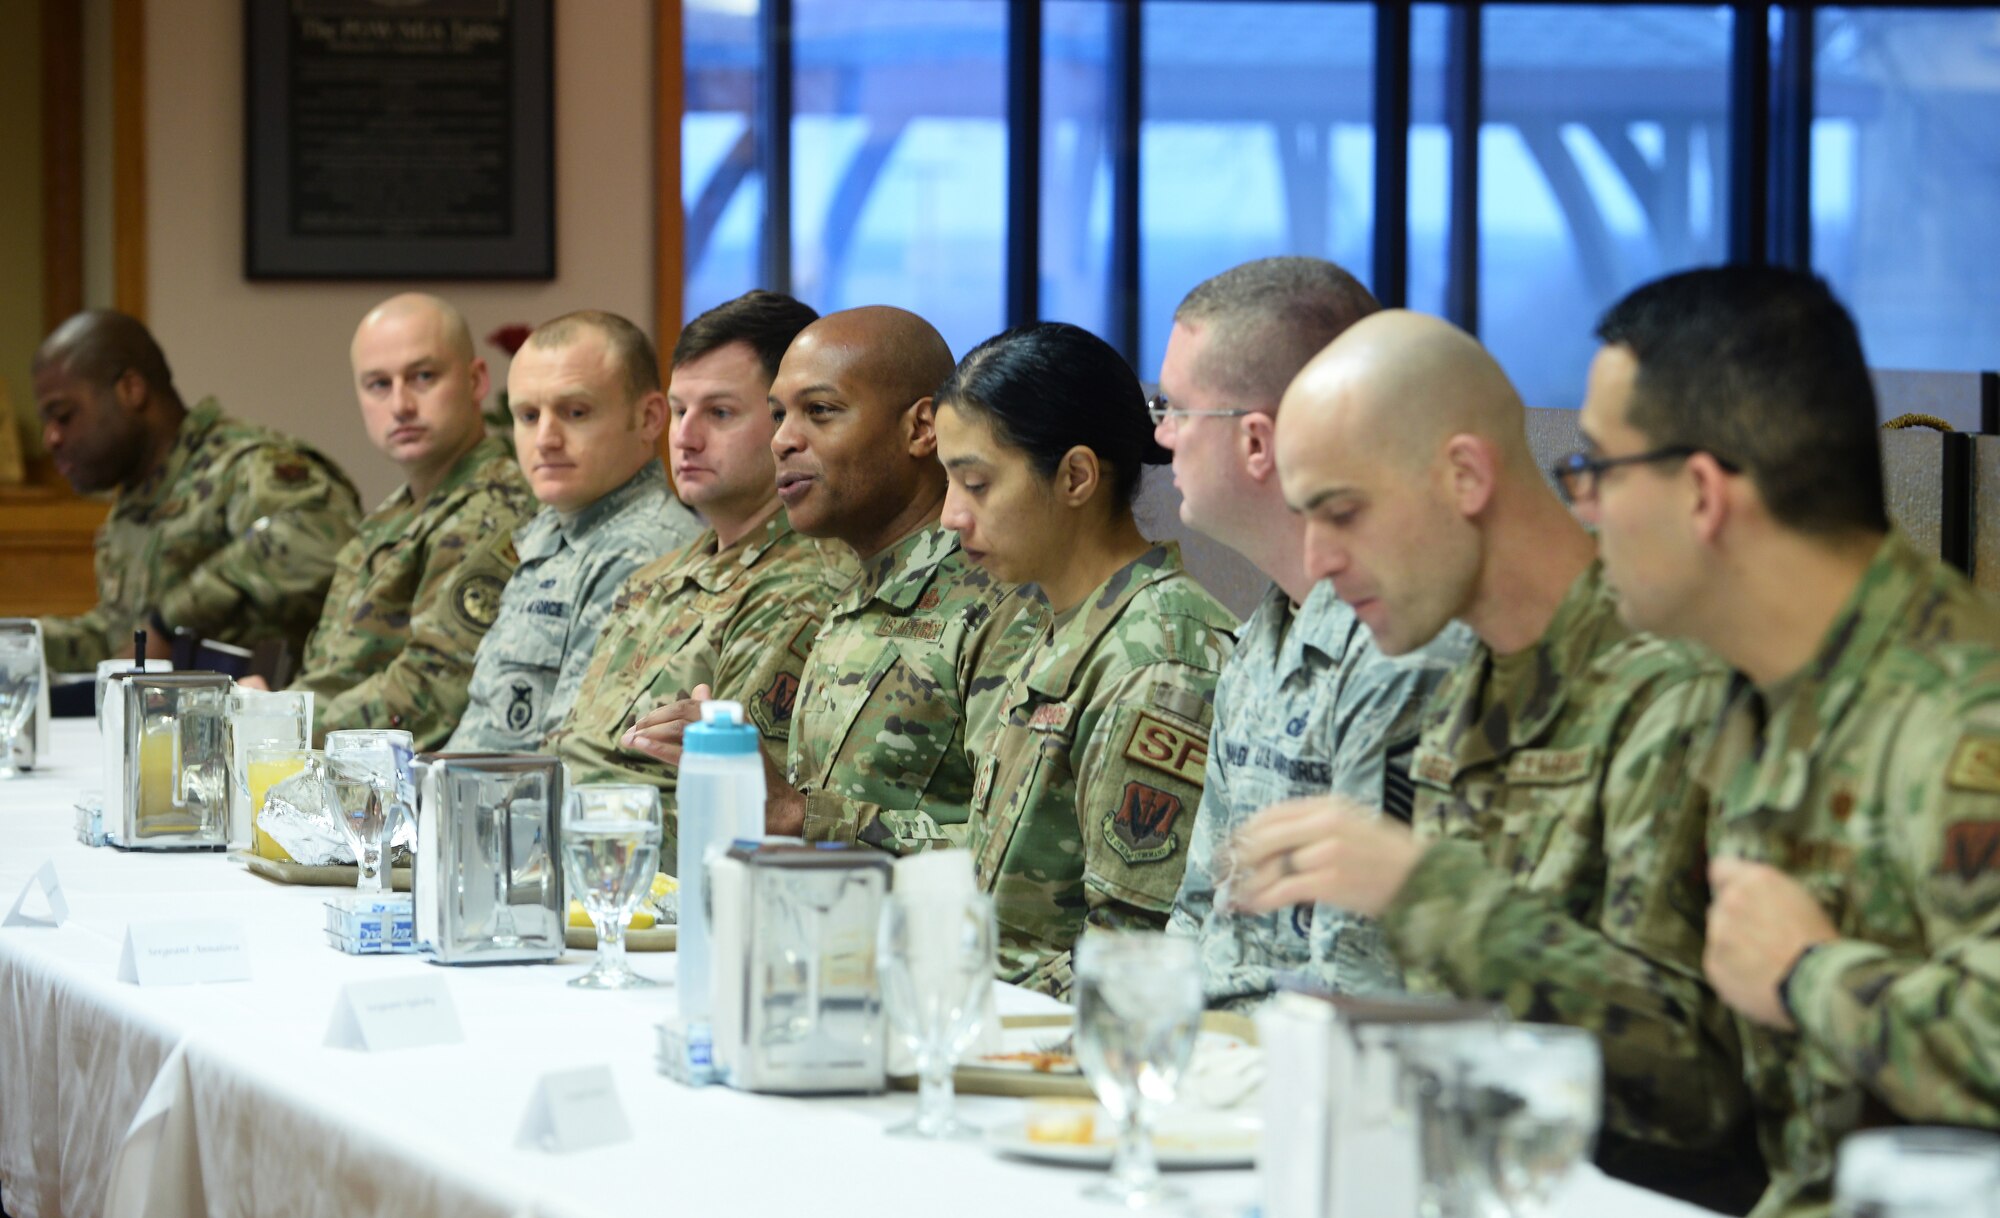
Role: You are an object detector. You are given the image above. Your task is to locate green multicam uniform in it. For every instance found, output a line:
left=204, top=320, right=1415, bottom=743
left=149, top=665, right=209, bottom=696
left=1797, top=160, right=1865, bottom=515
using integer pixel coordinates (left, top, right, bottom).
left=1701, top=533, right=2000, bottom=1218
left=1169, top=581, right=1471, bottom=1010
left=791, top=522, right=1043, bottom=854
left=545, top=509, right=857, bottom=845
left=446, top=461, right=701, bottom=752
left=1379, top=562, right=1755, bottom=1201
left=968, top=544, right=1236, bottom=998
left=290, top=436, right=534, bottom=749
left=39, top=398, right=360, bottom=671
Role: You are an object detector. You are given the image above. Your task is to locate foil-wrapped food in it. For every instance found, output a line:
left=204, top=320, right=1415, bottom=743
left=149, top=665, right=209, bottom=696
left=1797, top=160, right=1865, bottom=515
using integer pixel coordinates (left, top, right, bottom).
left=256, top=753, right=417, bottom=868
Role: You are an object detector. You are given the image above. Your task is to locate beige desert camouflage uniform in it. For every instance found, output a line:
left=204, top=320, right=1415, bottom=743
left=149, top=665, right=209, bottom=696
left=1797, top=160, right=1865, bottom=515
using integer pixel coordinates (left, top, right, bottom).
left=446, top=460, right=701, bottom=752
left=289, top=435, right=533, bottom=749
left=1702, top=532, right=2000, bottom=1218
left=1377, top=562, right=1755, bottom=1192
left=1169, top=580, right=1470, bottom=1010
left=544, top=509, right=857, bottom=850
left=39, top=398, right=360, bottom=671
left=790, top=522, right=1044, bottom=854
left=968, top=544, right=1235, bottom=998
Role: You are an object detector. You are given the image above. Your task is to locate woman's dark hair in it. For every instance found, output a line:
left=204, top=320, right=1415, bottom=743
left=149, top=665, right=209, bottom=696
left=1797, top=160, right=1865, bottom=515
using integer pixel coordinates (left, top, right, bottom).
left=936, top=321, right=1168, bottom=507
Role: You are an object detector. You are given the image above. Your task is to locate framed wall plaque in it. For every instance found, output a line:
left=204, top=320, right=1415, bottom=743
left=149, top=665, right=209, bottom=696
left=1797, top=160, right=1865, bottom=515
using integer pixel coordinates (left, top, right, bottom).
left=245, top=0, right=554, bottom=279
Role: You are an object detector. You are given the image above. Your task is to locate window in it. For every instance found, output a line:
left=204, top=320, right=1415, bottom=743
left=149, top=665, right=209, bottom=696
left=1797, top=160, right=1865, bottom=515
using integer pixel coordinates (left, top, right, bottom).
left=1814, top=7, right=2000, bottom=371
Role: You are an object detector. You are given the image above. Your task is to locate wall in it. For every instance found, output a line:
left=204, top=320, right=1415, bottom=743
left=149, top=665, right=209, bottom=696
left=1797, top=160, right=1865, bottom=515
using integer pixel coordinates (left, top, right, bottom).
left=0, top=1, right=44, bottom=450
left=142, top=1, right=658, bottom=506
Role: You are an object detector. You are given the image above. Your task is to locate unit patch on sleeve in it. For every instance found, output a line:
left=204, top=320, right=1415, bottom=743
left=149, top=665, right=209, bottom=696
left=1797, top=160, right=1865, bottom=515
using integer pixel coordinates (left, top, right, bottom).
left=761, top=671, right=801, bottom=727
left=1105, top=781, right=1183, bottom=865
left=1941, top=820, right=2000, bottom=881
left=454, top=574, right=505, bottom=630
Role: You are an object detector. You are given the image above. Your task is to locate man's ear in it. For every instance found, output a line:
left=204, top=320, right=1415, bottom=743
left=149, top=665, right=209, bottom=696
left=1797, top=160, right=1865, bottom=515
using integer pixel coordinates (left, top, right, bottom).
left=114, top=369, right=148, bottom=415
left=468, top=357, right=492, bottom=407
left=635, top=388, right=670, bottom=445
left=1442, top=433, right=1498, bottom=518
left=1057, top=445, right=1101, bottom=507
left=1240, top=412, right=1277, bottom=482
left=906, top=395, right=938, bottom=459
left=1686, top=451, right=1735, bottom=545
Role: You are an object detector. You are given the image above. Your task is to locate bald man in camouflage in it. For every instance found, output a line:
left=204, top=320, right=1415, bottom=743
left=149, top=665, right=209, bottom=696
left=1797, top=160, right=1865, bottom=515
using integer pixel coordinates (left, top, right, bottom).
left=1231, top=311, right=1760, bottom=1212
left=628, top=306, right=1043, bottom=852
left=277, top=293, right=534, bottom=748
left=33, top=309, right=359, bottom=671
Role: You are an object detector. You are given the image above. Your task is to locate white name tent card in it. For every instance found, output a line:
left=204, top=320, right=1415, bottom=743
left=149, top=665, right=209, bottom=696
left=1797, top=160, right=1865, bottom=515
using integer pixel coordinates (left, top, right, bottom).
left=515, top=1065, right=633, bottom=1154
left=117, top=919, right=251, bottom=986
left=324, top=975, right=463, bottom=1052
left=4, top=860, right=69, bottom=928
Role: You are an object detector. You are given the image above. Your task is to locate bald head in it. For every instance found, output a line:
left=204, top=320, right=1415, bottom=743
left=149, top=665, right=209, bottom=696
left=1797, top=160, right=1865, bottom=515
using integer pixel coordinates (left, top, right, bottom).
left=1279, top=310, right=1535, bottom=490
left=788, top=306, right=956, bottom=413
left=352, top=293, right=474, bottom=365
left=768, top=306, right=957, bottom=557
left=35, top=309, right=178, bottom=403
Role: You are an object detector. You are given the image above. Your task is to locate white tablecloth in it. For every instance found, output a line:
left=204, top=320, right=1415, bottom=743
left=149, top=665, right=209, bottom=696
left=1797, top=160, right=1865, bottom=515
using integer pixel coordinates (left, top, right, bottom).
left=0, top=721, right=1723, bottom=1218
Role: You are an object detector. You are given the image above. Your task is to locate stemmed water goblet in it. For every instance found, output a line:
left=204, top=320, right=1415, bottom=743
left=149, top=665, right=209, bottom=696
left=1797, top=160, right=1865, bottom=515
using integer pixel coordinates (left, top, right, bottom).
left=1073, top=931, right=1204, bottom=1208
left=878, top=889, right=995, bottom=1138
left=561, top=783, right=664, bottom=990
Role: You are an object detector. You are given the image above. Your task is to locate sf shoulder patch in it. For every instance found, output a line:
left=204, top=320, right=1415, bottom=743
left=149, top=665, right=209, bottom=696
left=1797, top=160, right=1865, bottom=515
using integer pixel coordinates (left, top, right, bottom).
left=1122, top=711, right=1207, bottom=786
left=1947, top=734, right=2000, bottom=794
left=454, top=573, right=505, bottom=630
left=1105, top=781, right=1182, bottom=865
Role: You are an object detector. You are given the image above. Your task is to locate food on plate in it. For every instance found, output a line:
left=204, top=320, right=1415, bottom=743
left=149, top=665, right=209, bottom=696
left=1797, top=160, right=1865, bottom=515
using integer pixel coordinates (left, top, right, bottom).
left=1024, top=1099, right=1097, bottom=1145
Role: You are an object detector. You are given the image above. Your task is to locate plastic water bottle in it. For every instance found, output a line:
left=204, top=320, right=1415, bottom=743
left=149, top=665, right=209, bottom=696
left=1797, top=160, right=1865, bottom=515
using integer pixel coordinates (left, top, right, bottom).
left=676, top=699, right=766, bottom=1025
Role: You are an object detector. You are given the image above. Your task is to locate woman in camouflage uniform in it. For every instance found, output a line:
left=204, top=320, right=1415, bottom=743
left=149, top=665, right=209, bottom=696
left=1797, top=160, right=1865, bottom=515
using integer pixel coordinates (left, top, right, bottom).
left=935, top=322, right=1236, bottom=998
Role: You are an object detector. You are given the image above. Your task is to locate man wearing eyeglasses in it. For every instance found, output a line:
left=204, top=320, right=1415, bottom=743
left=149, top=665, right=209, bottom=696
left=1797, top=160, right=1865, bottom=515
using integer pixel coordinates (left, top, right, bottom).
left=1154, top=257, right=1470, bottom=1013
left=1573, top=266, right=2000, bottom=1218
left=1227, top=309, right=1762, bottom=1212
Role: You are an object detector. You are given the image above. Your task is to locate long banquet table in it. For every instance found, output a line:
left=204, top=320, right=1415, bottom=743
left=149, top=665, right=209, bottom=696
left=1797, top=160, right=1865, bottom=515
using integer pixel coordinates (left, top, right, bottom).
left=1, top=721, right=1724, bottom=1218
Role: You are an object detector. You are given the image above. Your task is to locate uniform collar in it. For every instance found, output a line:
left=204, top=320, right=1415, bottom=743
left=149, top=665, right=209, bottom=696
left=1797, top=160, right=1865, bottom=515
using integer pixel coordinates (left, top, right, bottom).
left=1703, top=531, right=1914, bottom=813
left=1026, top=543, right=1187, bottom=699
left=516, top=459, right=667, bottom=561
left=118, top=397, right=222, bottom=517
left=839, top=520, right=957, bottom=614
left=1431, top=560, right=1617, bottom=775
left=684, top=508, right=799, bottom=594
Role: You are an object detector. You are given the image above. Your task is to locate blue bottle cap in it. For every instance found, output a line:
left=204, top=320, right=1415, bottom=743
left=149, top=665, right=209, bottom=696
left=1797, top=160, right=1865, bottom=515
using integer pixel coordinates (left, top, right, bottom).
left=684, top=700, right=760, bottom=756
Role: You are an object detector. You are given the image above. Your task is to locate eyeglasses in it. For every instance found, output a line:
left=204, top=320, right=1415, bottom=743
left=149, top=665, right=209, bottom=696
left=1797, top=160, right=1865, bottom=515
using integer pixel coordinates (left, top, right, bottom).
left=1146, top=393, right=1255, bottom=427
left=1550, top=445, right=1739, bottom=503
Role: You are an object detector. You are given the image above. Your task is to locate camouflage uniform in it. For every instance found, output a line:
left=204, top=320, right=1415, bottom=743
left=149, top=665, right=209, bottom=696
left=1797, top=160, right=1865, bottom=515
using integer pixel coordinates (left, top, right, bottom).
left=1168, top=580, right=1471, bottom=1011
left=1377, top=562, right=1755, bottom=1192
left=967, top=544, right=1236, bottom=998
left=1701, top=532, right=2000, bottom=1218
left=39, top=398, right=360, bottom=671
left=790, top=522, right=1044, bottom=854
left=446, top=460, right=700, bottom=752
left=289, top=435, right=534, bottom=750
left=544, top=509, right=857, bottom=847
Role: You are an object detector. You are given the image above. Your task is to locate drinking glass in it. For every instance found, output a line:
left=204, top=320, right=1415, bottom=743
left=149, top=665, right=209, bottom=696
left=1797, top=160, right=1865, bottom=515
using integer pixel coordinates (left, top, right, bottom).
left=1835, top=1128, right=2000, bottom=1218
left=879, top=889, right=995, bottom=1139
left=324, top=728, right=413, bottom=892
left=1404, top=1023, right=1601, bottom=1218
left=227, top=688, right=312, bottom=848
left=0, top=628, right=41, bottom=779
left=1074, top=931, right=1203, bottom=1208
left=561, top=783, right=663, bottom=990
left=245, top=743, right=311, bottom=858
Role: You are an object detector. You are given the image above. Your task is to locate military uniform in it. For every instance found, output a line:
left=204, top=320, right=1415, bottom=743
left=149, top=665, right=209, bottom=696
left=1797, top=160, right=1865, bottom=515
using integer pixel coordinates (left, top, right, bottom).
left=290, top=435, right=534, bottom=750
left=967, top=544, right=1235, bottom=998
left=790, top=522, right=1044, bottom=854
left=39, top=399, right=360, bottom=671
left=447, top=461, right=700, bottom=752
left=1378, top=562, right=1754, bottom=1189
left=1701, top=533, right=2000, bottom=1218
left=544, top=508, right=857, bottom=842
left=1169, top=581, right=1470, bottom=1010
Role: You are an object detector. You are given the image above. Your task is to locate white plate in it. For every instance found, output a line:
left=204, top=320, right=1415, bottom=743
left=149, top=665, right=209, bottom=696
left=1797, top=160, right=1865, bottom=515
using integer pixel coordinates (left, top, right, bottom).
left=971, top=1022, right=1255, bottom=1078
left=987, top=1110, right=1261, bottom=1170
